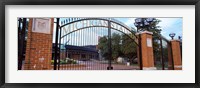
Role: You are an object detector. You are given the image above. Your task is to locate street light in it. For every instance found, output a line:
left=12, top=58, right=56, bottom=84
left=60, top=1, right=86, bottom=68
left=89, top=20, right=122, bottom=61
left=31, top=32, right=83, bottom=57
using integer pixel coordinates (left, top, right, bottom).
left=134, top=18, right=155, bottom=70
left=169, top=33, right=176, bottom=40
left=134, top=18, right=155, bottom=32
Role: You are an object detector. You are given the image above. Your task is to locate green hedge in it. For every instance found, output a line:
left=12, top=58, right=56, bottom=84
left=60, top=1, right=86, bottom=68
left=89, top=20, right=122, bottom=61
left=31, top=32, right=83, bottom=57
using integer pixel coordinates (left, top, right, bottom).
left=51, top=59, right=77, bottom=65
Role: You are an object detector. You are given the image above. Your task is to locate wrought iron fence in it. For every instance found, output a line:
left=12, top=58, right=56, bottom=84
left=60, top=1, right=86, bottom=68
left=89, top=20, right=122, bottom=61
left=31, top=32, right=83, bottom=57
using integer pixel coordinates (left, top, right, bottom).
left=53, top=18, right=139, bottom=70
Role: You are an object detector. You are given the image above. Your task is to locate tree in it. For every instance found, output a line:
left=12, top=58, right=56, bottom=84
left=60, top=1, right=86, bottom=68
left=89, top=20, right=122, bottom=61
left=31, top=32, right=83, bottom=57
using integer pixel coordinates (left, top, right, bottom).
left=111, top=33, right=121, bottom=60
left=98, top=36, right=109, bottom=60
left=134, top=18, right=162, bottom=64
left=98, top=32, right=138, bottom=63
left=149, top=19, right=163, bottom=64
left=121, top=33, right=137, bottom=63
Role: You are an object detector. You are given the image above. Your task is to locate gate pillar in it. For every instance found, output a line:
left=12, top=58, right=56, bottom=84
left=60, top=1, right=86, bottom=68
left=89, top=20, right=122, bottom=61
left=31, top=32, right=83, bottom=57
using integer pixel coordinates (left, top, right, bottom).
left=139, top=31, right=156, bottom=70
left=167, top=43, right=173, bottom=70
left=24, top=18, right=54, bottom=70
left=170, top=40, right=182, bottom=70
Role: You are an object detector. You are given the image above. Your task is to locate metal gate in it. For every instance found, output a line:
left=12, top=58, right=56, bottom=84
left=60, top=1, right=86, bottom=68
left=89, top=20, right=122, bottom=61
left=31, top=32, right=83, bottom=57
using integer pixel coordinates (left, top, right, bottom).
left=153, top=34, right=175, bottom=70
left=53, top=18, right=140, bottom=70
left=18, top=17, right=181, bottom=70
left=18, top=18, right=28, bottom=70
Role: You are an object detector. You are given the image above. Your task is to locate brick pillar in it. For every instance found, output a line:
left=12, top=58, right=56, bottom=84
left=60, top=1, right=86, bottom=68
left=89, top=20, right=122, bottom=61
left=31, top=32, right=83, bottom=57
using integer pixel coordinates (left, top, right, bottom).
left=167, top=43, right=173, bottom=70
left=170, top=40, right=182, bottom=70
left=24, top=18, right=54, bottom=70
left=139, top=31, right=156, bottom=70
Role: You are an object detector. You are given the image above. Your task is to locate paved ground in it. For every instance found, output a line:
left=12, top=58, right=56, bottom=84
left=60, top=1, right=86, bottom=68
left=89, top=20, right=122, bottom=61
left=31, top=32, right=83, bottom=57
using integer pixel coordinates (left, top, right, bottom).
left=21, top=60, right=139, bottom=70
left=58, top=60, right=139, bottom=70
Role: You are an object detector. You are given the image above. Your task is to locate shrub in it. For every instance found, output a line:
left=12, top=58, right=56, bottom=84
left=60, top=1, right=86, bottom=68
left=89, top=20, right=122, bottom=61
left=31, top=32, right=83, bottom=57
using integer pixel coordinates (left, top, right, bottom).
left=60, top=60, right=67, bottom=64
left=51, top=58, right=77, bottom=64
left=51, top=60, right=54, bottom=64
left=72, top=60, right=77, bottom=64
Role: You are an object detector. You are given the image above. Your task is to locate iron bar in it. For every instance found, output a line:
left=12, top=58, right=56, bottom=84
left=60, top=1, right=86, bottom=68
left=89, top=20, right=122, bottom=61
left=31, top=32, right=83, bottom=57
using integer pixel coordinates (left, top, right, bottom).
left=170, top=42, right=175, bottom=70
left=55, top=18, right=144, bottom=70
left=62, top=29, right=64, bottom=70
left=60, top=26, right=139, bottom=47
left=60, top=18, right=137, bottom=39
left=179, top=36, right=182, bottom=60
left=21, top=18, right=27, bottom=68
left=18, top=18, right=22, bottom=70
left=160, top=37, right=165, bottom=70
left=58, top=26, right=62, bottom=70
left=54, top=18, right=60, bottom=70
left=18, top=18, right=27, bottom=70
left=139, top=34, right=143, bottom=70
left=107, top=20, right=113, bottom=70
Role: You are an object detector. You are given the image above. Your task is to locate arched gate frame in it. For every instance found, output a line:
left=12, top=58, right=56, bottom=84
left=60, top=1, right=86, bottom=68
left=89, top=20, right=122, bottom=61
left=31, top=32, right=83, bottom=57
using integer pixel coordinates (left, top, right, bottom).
left=53, top=18, right=141, bottom=70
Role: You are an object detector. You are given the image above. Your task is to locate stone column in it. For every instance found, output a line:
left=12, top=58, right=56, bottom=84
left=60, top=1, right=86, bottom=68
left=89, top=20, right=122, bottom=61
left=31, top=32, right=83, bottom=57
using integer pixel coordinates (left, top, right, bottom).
left=24, top=18, right=54, bottom=70
left=139, top=31, right=156, bottom=70
left=170, top=40, right=182, bottom=70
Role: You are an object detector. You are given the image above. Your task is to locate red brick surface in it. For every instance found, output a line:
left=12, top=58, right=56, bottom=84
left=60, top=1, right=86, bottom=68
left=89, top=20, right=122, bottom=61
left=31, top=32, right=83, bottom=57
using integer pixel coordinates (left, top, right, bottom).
left=140, top=32, right=155, bottom=68
left=171, top=40, right=182, bottom=70
left=24, top=18, right=54, bottom=70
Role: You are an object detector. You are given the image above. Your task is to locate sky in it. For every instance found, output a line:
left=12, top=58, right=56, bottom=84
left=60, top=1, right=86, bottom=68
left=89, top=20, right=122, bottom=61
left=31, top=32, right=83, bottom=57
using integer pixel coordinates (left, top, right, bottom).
left=53, top=17, right=182, bottom=46
left=115, top=17, right=182, bottom=40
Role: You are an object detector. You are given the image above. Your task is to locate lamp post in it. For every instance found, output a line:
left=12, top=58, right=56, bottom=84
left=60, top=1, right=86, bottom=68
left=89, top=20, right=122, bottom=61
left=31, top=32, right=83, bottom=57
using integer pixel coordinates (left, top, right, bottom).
left=169, top=33, right=176, bottom=70
left=134, top=18, right=155, bottom=70
left=169, top=33, right=176, bottom=40
left=134, top=18, right=155, bottom=32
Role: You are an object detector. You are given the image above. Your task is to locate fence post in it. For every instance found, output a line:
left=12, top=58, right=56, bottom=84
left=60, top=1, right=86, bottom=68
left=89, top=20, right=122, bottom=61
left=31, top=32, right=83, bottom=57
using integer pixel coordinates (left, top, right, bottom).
left=107, top=20, right=113, bottom=70
left=170, top=40, right=182, bottom=70
left=138, top=31, right=156, bottom=70
left=54, top=18, right=60, bottom=70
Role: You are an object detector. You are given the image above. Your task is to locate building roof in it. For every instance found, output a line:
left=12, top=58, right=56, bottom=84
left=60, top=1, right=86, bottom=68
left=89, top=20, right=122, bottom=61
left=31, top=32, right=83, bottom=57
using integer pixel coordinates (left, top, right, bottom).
left=65, top=45, right=98, bottom=53
left=52, top=43, right=98, bottom=53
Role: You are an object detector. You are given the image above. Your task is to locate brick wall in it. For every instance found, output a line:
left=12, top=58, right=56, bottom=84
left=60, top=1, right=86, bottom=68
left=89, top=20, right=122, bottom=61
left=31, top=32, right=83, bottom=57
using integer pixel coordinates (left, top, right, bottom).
left=171, top=40, right=182, bottom=70
left=140, top=31, right=155, bottom=68
left=24, top=18, right=54, bottom=70
left=167, top=43, right=173, bottom=70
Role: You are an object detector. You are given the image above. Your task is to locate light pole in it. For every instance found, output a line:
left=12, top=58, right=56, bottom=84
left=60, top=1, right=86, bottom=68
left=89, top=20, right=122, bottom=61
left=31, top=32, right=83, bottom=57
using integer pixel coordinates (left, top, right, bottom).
left=134, top=18, right=155, bottom=32
left=169, top=33, right=176, bottom=70
left=134, top=18, right=156, bottom=70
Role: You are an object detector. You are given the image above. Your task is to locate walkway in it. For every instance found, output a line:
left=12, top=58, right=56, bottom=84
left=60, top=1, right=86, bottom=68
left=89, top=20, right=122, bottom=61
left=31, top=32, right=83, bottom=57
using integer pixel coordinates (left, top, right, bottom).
left=57, top=60, right=139, bottom=70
